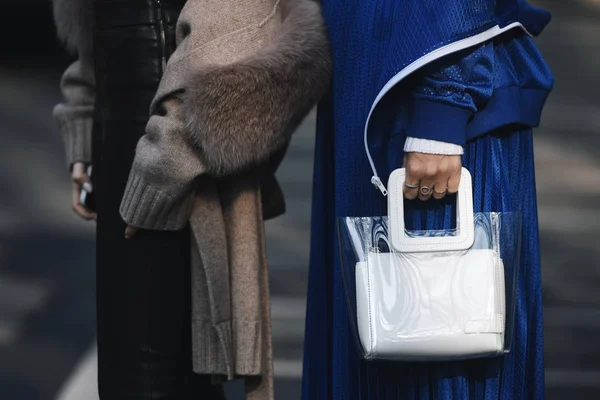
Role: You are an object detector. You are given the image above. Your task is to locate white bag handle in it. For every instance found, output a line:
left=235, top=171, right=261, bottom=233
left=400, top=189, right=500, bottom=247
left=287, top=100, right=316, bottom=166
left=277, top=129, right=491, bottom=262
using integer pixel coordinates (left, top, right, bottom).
left=387, top=167, right=475, bottom=253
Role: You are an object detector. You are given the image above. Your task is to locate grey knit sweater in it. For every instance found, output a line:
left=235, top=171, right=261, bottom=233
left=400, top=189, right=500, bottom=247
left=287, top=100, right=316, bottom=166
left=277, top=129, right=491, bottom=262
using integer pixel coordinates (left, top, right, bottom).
left=53, top=59, right=95, bottom=166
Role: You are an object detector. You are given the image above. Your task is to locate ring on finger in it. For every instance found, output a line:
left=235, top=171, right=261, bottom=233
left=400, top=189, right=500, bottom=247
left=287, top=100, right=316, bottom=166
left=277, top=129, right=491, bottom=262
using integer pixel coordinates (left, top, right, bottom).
left=419, top=186, right=432, bottom=196
left=404, top=181, right=419, bottom=189
left=433, top=187, right=448, bottom=196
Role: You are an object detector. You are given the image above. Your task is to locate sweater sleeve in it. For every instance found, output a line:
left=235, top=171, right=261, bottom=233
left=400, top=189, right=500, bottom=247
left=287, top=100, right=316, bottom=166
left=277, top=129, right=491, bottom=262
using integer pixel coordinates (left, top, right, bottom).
left=118, top=96, right=206, bottom=231
left=405, top=43, right=494, bottom=146
left=52, top=54, right=96, bottom=167
left=119, top=0, right=275, bottom=231
left=119, top=0, right=330, bottom=231
left=117, top=0, right=213, bottom=231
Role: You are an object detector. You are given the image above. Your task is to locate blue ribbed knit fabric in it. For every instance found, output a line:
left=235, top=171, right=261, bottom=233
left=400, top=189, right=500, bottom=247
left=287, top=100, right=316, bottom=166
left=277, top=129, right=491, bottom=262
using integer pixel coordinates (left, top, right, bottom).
left=302, top=1, right=552, bottom=398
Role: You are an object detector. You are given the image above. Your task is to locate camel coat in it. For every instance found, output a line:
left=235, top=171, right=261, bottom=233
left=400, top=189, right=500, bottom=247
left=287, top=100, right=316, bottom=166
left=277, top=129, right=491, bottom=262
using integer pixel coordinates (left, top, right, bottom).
left=52, top=0, right=331, bottom=397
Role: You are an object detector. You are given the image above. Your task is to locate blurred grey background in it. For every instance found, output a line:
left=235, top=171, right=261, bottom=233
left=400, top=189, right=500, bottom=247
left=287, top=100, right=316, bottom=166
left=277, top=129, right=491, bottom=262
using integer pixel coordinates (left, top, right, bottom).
left=0, top=0, right=598, bottom=399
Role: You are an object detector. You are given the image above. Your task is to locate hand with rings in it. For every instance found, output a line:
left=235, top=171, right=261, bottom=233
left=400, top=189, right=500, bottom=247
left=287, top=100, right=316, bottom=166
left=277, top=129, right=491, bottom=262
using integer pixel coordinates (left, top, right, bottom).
left=402, top=152, right=462, bottom=201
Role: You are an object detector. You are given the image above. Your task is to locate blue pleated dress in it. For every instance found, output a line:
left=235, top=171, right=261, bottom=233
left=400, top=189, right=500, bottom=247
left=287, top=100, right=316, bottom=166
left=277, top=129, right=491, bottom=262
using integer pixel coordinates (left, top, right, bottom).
left=302, top=4, right=554, bottom=399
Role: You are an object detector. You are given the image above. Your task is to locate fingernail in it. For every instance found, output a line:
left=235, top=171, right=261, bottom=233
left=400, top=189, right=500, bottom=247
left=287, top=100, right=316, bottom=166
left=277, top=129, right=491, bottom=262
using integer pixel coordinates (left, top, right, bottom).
left=83, top=183, right=93, bottom=193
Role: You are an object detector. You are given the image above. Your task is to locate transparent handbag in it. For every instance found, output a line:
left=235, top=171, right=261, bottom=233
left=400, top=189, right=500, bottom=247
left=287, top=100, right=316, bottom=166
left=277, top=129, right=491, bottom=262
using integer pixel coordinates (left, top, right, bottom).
left=338, top=168, right=522, bottom=361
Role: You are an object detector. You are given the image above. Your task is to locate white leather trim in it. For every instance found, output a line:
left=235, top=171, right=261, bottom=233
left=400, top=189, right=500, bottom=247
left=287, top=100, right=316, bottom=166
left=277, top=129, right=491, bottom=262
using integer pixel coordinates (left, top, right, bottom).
left=388, top=167, right=475, bottom=253
left=464, top=314, right=504, bottom=334
left=355, top=260, right=373, bottom=357
left=364, top=22, right=531, bottom=194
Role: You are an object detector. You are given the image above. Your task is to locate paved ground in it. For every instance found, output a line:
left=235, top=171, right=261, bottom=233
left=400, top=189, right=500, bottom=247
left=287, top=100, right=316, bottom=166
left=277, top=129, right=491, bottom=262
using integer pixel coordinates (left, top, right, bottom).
left=0, top=0, right=599, bottom=399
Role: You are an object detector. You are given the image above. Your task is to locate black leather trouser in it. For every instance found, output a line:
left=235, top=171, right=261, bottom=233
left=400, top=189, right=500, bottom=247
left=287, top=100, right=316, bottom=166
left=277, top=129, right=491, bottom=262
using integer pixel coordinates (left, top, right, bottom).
left=92, top=1, right=225, bottom=398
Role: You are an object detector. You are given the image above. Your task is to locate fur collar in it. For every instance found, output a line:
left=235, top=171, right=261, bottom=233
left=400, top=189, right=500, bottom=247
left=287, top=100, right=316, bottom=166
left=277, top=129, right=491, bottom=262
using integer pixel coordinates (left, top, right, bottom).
left=181, top=0, right=332, bottom=176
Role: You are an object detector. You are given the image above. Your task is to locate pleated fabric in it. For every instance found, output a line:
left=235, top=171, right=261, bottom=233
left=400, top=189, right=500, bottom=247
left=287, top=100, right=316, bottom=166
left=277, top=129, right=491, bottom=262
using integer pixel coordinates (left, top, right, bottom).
left=302, top=125, right=545, bottom=400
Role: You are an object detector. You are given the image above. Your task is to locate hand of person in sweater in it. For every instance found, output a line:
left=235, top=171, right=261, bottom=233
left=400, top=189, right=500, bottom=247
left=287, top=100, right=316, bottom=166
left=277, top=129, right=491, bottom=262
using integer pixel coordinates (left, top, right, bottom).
left=402, top=153, right=462, bottom=201
left=125, top=225, right=138, bottom=239
left=71, top=162, right=97, bottom=220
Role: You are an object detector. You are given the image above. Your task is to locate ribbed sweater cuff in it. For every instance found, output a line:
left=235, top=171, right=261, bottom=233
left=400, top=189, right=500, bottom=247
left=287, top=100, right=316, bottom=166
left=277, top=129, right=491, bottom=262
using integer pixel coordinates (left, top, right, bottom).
left=406, top=99, right=472, bottom=146
left=404, top=137, right=464, bottom=155
left=191, top=319, right=263, bottom=378
left=119, top=173, right=194, bottom=231
left=55, top=115, right=93, bottom=166
left=192, top=320, right=233, bottom=378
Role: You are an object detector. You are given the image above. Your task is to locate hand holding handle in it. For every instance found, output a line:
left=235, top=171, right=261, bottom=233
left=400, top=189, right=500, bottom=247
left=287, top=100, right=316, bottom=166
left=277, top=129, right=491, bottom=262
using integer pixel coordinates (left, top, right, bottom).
left=388, top=167, right=475, bottom=253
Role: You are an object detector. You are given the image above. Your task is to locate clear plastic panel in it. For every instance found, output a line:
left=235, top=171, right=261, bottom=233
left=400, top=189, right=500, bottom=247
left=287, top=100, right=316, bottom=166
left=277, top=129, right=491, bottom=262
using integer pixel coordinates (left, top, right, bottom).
left=338, top=213, right=521, bottom=362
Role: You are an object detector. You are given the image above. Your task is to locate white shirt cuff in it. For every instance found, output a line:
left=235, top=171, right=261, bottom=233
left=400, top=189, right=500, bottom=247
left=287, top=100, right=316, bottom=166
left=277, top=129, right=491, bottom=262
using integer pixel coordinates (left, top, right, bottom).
left=403, top=137, right=464, bottom=155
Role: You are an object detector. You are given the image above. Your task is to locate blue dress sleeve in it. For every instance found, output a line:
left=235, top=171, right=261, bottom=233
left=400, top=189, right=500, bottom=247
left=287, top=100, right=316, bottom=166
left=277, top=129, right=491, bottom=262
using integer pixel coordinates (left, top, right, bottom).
left=406, top=43, right=494, bottom=145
